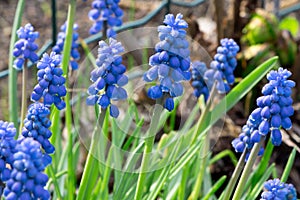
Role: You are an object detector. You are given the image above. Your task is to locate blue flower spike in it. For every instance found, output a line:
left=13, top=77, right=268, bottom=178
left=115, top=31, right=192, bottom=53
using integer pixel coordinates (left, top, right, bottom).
left=53, top=23, right=80, bottom=70
left=22, top=103, right=55, bottom=155
left=204, top=38, right=239, bottom=93
left=86, top=38, right=128, bottom=118
left=0, top=121, right=17, bottom=182
left=4, top=138, right=50, bottom=200
left=144, top=13, right=191, bottom=111
left=257, top=68, right=295, bottom=146
left=13, top=23, right=39, bottom=69
left=31, top=52, right=67, bottom=110
left=88, top=0, right=123, bottom=37
left=261, top=179, right=297, bottom=200
left=191, top=61, right=210, bottom=102
left=232, top=68, right=295, bottom=160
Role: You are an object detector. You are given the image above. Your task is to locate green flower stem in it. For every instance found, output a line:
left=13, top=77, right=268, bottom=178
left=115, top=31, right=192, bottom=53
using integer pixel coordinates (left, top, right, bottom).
left=222, top=150, right=246, bottom=200
left=100, top=148, right=113, bottom=199
left=134, top=99, right=163, bottom=200
left=9, top=0, right=26, bottom=130
left=232, top=138, right=265, bottom=200
left=19, top=59, right=28, bottom=135
left=48, top=164, right=63, bottom=200
left=187, top=83, right=217, bottom=200
left=191, top=83, right=216, bottom=144
left=76, top=109, right=106, bottom=200
left=188, top=134, right=210, bottom=200
left=61, top=0, right=76, bottom=199
left=177, top=165, right=189, bottom=200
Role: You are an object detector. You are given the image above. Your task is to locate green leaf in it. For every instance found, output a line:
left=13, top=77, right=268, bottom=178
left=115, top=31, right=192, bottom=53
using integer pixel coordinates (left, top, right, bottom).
left=246, top=163, right=275, bottom=200
left=169, top=56, right=279, bottom=178
left=281, top=148, right=296, bottom=182
left=202, top=175, right=227, bottom=200
left=209, top=149, right=238, bottom=166
left=279, top=16, right=299, bottom=37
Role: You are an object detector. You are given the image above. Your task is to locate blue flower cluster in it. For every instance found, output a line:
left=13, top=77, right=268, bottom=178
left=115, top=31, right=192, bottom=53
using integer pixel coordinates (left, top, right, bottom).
left=52, top=23, right=80, bottom=70
left=204, top=38, right=239, bottom=93
left=231, top=108, right=265, bottom=160
left=4, top=138, right=50, bottom=200
left=88, top=0, right=123, bottom=37
left=31, top=52, right=67, bottom=110
left=86, top=38, right=128, bottom=118
left=261, top=179, right=297, bottom=200
left=0, top=121, right=17, bottom=182
left=143, top=13, right=191, bottom=111
left=191, top=61, right=210, bottom=102
left=257, top=68, right=295, bottom=146
left=13, top=23, right=39, bottom=69
left=22, top=103, right=55, bottom=154
left=232, top=68, right=295, bottom=159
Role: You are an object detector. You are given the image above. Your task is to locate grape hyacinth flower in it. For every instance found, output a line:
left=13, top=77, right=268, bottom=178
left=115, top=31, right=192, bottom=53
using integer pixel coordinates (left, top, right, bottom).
left=4, top=138, right=50, bottom=200
left=231, top=108, right=265, bottom=160
left=31, top=52, right=66, bottom=110
left=53, top=23, right=80, bottom=70
left=13, top=23, right=39, bottom=69
left=261, top=179, right=297, bottom=200
left=204, top=38, right=239, bottom=93
left=22, top=103, right=54, bottom=154
left=191, top=61, right=210, bottom=102
left=86, top=38, right=128, bottom=118
left=257, top=68, right=295, bottom=146
left=88, top=0, right=123, bottom=37
left=0, top=121, right=17, bottom=182
left=232, top=68, right=295, bottom=159
left=143, top=13, right=191, bottom=111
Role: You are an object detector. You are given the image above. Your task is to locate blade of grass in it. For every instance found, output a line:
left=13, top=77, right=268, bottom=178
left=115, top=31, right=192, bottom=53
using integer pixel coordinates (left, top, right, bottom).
left=209, top=149, right=238, bottom=166
left=61, top=0, right=76, bottom=198
left=246, top=163, right=275, bottom=200
left=202, top=175, right=227, bottom=200
left=281, top=148, right=296, bottom=182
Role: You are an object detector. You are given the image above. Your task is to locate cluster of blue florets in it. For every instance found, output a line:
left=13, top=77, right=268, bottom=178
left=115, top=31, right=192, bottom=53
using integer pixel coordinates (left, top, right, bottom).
left=232, top=68, right=295, bottom=159
left=0, top=121, right=17, bottom=182
left=256, top=68, right=295, bottom=146
left=86, top=38, right=128, bottom=118
left=13, top=23, right=39, bottom=69
left=143, top=13, right=191, bottom=111
left=261, top=179, right=297, bottom=200
left=231, top=107, right=265, bottom=160
left=31, top=52, right=67, bottom=110
left=52, top=23, right=80, bottom=70
left=22, top=103, right=55, bottom=155
left=204, top=38, right=239, bottom=93
left=88, top=0, right=123, bottom=37
left=4, top=138, right=50, bottom=200
left=191, top=61, right=210, bottom=102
